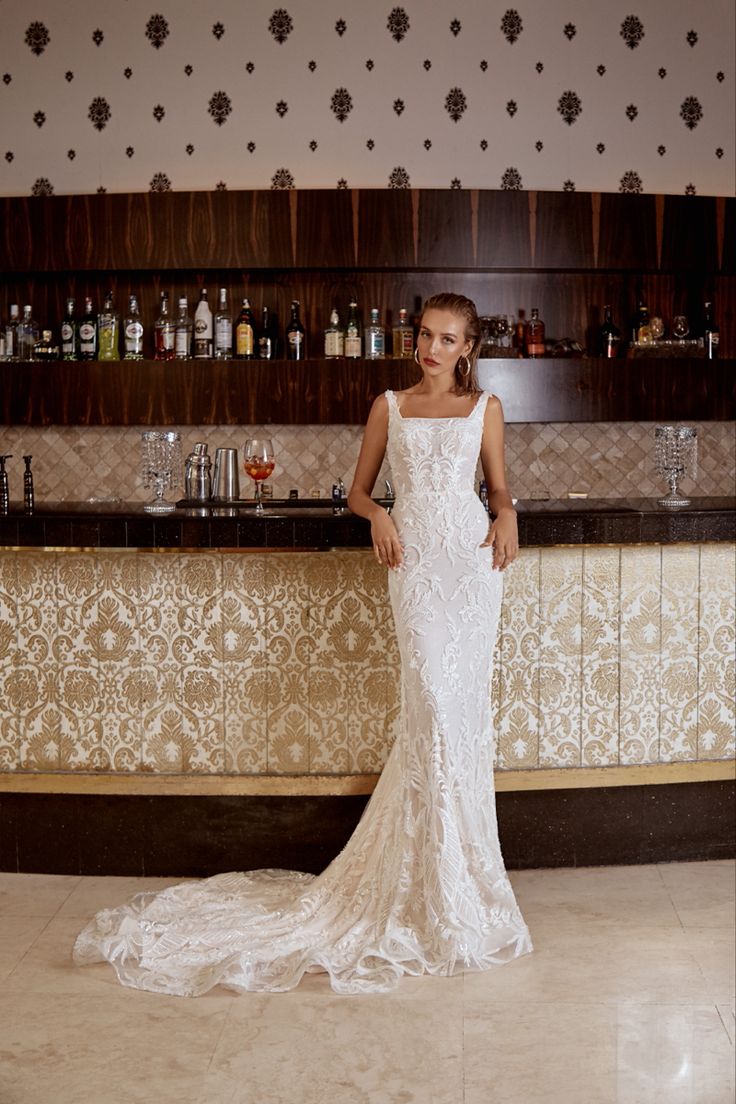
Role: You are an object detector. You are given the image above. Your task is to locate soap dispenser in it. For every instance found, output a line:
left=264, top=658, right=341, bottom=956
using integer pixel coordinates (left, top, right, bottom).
left=0, top=455, right=11, bottom=515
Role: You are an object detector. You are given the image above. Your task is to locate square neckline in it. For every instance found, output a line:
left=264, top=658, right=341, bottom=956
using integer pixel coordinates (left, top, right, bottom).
left=389, top=389, right=488, bottom=421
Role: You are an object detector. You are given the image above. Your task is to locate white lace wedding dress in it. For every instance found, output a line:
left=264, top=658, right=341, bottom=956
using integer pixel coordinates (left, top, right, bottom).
left=73, top=388, right=532, bottom=995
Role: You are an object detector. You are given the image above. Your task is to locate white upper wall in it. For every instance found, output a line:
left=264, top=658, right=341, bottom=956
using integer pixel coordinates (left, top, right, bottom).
left=0, top=0, right=733, bottom=197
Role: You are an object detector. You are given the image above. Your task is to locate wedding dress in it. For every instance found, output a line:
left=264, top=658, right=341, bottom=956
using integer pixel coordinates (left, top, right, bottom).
left=73, top=388, right=532, bottom=995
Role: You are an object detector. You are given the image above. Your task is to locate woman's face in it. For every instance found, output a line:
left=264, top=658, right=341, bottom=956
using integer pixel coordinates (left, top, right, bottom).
left=416, top=308, right=473, bottom=379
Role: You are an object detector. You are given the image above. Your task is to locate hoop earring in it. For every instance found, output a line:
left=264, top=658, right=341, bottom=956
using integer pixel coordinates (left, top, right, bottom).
left=457, top=354, right=471, bottom=378
left=414, top=348, right=421, bottom=366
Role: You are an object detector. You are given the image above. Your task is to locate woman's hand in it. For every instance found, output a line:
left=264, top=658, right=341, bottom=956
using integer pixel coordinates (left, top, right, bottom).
left=371, top=509, right=403, bottom=569
left=480, top=507, right=518, bottom=571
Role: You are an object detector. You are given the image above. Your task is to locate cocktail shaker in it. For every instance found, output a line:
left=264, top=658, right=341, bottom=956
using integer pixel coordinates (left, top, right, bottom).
left=212, top=447, right=240, bottom=502
left=184, top=442, right=211, bottom=502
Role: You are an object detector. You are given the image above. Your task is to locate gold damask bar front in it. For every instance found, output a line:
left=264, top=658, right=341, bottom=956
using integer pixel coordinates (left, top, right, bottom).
left=0, top=545, right=733, bottom=779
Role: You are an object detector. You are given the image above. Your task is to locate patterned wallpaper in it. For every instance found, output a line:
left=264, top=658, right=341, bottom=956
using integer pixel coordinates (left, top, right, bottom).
left=0, top=0, right=733, bottom=197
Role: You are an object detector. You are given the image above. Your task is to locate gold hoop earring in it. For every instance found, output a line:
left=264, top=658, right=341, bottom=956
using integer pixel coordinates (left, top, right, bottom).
left=414, top=348, right=421, bottom=366
left=457, top=355, right=471, bottom=378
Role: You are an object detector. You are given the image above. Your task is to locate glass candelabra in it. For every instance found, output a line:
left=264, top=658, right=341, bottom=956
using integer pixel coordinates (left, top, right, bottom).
left=654, top=425, right=697, bottom=509
left=141, top=430, right=182, bottom=513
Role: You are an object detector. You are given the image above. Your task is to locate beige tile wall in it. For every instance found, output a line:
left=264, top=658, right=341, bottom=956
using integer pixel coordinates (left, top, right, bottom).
left=0, top=544, right=733, bottom=777
left=1, top=421, right=733, bottom=504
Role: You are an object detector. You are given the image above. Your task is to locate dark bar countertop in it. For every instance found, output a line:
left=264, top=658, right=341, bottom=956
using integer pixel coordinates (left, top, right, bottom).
left=0, top=497, right=733, bottom=549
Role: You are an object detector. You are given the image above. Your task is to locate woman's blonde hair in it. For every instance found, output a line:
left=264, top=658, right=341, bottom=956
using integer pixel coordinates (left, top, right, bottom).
left=420, top=292, right=482, bottom=394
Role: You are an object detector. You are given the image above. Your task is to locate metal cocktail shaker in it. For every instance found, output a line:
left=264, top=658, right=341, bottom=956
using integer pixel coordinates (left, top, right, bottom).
left=184, top=442, right=212, bottom=502
left=212, top=448, right=240, bottom=502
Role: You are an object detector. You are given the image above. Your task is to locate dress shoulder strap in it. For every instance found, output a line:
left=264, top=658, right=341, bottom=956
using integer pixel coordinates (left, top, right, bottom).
left=384, top=389, right=398, bottom=414
left=473, top=390, right=492, bottom=420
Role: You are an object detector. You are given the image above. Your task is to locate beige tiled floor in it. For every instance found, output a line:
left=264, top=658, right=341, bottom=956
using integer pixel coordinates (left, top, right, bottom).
left=0, top=861, right=733, bottom=1104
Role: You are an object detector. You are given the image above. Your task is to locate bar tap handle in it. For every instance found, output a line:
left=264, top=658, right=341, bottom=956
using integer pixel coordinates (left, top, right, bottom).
left=0, top=455, right=12, bottom=515
left=23, top=455, right=34, bottom=514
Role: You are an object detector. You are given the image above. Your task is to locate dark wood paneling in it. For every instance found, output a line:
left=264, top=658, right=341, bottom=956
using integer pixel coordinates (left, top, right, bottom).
left=295, top=191, right=354, bottom=267
left=597, top=194, right=658, bottom=271
left=417, top=190, right=473, bottom=267
left=476, top=192, right=531, bottom=268
left=357, top=190, right=413, bottom=267
left=661, top=196, right=718, bottom=273
left=721, top=198, right=736, bottom=274
left=535, top=193, right=594, bottom=269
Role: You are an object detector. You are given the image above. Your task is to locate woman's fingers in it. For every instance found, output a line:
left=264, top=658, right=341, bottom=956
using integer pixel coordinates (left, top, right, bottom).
left=374, top=538, right=403, bottom=568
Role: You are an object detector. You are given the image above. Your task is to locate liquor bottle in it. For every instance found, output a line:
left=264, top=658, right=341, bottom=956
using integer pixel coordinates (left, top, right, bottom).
left=4, top=304, right=20, bottom=360
left=598, top=305, right=622, bottom=358
left=98, top=291, right=120, bottom=361
left=633, top=300, right=651, bottom=345
left=392, top=307, right=413, bottom=358
left=525, top=307, right=545, bottom=358
left=33, top=330, right=60, bottom=361
left=17, top=305, right=40, bottom=361
left=324, top=308, right=344, bottom=357
left=285, top=299, right=306, bottom=359
left=703, top=301, right=719, bottom=359
left=154, top=291, right=175, bottom=361
left=174, top=297, right=192, bottom=359
left=235, top=298, right=256, bottom=359
left=365, top=308, right=385, bottom=359
left=79, top=297, right=98, bottom=360
left=344, top=298, right=362, bottom=358
left=214, top=287, right=232, bottom=359
left=513, top=309, right=526, bottom=356
left=60, top=298, right=77, bottom=360
left=123, top=295, right=144, bottom=360
left=193, top=288, right=213, bottom=358
left=258, top=306, right=274, bottom=359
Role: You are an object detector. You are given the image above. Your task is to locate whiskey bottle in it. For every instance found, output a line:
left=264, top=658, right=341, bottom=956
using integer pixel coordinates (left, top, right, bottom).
left=235, top=298, right=256, bottom=359
left=513, top=309, right=526, bottom=356
left=4, top=304, right=20, bottom=361
left=174, top=297, right=192, bottom=359
left=154, top=291, right=175, bottom=361
left=214, top=288, right=232, bottom=359
left=193, top=288, right=213, bottom=358
left=286, top=299, right=306, bottom=360
left=703, top=301, right=719, bottom=359
left=324, top=309, right=344, bottom=358
left=365, top=308, right=385, bottom=359
left=123, top=295, right=144, bottom=360
left=60, top=298, right=77, bottom=361
left=525, top=308, right=545, bottom=358
left=344, top=298, right=362, bottom=358
left=17, top=305, right=40, bottom=361
left=598, top=305, right=621, bottom=358
left=79, top=297, right=97, bottom=360
left=392, top=307, right=413, bottom=358
left=634, top=300, right=651, bottom=345
left=98, top=291, right=120, bottom=361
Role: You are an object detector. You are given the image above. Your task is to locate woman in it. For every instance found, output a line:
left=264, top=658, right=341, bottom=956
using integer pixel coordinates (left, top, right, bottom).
left=73, top=292, right=532, bottom=996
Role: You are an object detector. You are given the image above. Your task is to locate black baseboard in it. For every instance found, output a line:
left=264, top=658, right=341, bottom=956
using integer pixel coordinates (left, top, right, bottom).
left=0, top=780, right=733, bottom=876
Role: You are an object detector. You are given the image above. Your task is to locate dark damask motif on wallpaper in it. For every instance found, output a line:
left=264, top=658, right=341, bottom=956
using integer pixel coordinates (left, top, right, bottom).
left=387, top=8, right=409, bottom=43
left=269, top=10, right=293, bottom=45
left=563, top=24, right=576, bottom=41
left=209, top=92, right=232, bottom=126
left=276, top=100, right=288, bottom=118
left=620, top=16, right=644, bottom=49
left=501, top=167, right=522, bottom=190
left=271, top=168, right=294, bottom=189
left=88, top=98, right=111, bottom=131
left=681, top=97, right=703, bottom=129
left=330, top=87, right=352, bottom=122
left=146, top=15, right=169, bottom=49
left=501, top=10, right=523, bottom=44
left=335, top=19, right=346, bottom=37
left=449, top=20, right=461, bottom=37
left=445, top=88, right=467, bottom=122
left=150, top=172, right=171, bottom=192
left=620, top=171, right=642, bottom=193
left=92, top=29, right=104, bottom=47
left=212, top=23, right=225, bottom=41
left=25, top=22, right=50, bottom=56
left=558, top=91, right=582, bottom=125
left=389, top=166, right=410, bottom=188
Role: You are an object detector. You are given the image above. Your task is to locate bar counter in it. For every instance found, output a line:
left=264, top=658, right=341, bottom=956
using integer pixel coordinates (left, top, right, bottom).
left=1, top=496, right=733, bottom=548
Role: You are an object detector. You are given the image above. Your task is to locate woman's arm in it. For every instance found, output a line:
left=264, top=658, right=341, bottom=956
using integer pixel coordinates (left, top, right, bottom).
left=479, top=395, right=519, bottom=570
left=347, top=395, right=404, bottom=568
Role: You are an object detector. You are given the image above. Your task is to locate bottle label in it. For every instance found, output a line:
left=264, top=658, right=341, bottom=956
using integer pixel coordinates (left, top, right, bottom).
left=175, top=329, right=190, bottom=356
left=236, top=323, right=254, bottom=356
left=366, top=332, right=384, bottom=357
left=288, top=331, right=303, bottom=357
left=258, top=335, right=272, bottom=359
left=345, top=331, right=361, bottom=357
left=61, top=322, right=74, bottom=343
left=324, top=331, right=343, bottom=357
left=215, top=318, right=232, bottom=353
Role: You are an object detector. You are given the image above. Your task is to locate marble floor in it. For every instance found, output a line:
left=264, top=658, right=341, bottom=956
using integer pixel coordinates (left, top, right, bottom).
left=0, top=860, right=733, bottom=1104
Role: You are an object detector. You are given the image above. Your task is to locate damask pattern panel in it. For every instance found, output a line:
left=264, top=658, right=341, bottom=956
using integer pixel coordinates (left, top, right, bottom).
left=96, top=553, right=143, bottom=772
left=0, top=553, right=18, bottom=770
left=619, top=545, right=661, bottom=764
left=495, top=548, right=541, bottom=770
left=538, top=547, right=583, bottom=767
left=304, top=553, right=352, bottom=774
left=55, top=553, right=102, bottom=769
left=221, top=553, right=268, bottom=773
left=264, top=554, right=315, bottom=774
left=697, top=543, right=736, bottom=760
left=581, top=547, right=620, bottom=766
left=659, top=543, right=700, bottom=762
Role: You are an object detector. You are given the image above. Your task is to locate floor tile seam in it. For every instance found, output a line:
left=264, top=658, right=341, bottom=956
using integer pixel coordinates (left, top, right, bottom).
left=3, top=913, right=57, bottom=983
left=715, top=1004, right=735, bottom=1046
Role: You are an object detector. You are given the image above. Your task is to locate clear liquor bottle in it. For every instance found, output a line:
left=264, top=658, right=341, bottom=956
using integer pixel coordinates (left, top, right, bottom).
left=344, top=298, right=362, bottom=358
left=193, top=288, right=213, bottom=358
left=123, top=295, right=144, bottom=360
left=98, top=291, right=120, bottom=361
left=154, top=292, right=175, bottom=361
left=174, top=297, right=192, bottom=360
left=214, top=287, right=232, bottom=359
left=391, top=307, right=413, bottom=358
left=60, top=298, right=77, bottom=361
left=4, top=304, right=20, bottom=361
left=324, top=308, right=344, bottom=357
left=79, top=297, right=97, bottom=360
left=18, top=305, right=40, bottom=361
left=365, top=308, right=385, bottom=359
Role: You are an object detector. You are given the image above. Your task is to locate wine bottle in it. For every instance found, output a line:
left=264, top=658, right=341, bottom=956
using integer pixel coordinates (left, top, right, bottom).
left=154, top=292, right=175, bottom=361
left=286, top=299, right=306, bottom=360
left=344, top=298, right=361, bottom=358
left=525, top=308, right=545, bottom=358
left=598, top=305, right=621, bottom=358
left=324, top=308, right=344, bottom=358
left=79, top=297, right=97, bottom=361
left=214, top=287, right=232, bottom=359
left=123, top=295, right=144, bottom=360
left=235, top=298, right=256, bottom=359
left=703, top=301, right=719, bottom=359
left=193, top=288, right=213, bottom=358
left=60, top=298, right=77, bottom=361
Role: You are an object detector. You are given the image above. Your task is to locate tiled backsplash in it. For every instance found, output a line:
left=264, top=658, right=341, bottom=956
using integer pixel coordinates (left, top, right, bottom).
left=1, top=421, right=733, bottom=505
